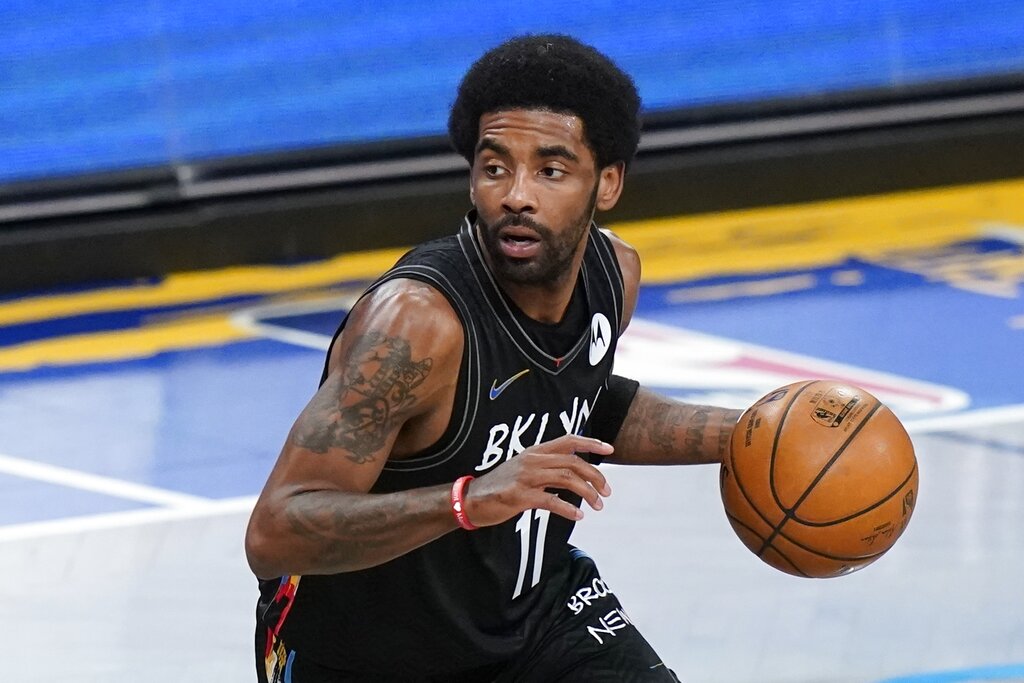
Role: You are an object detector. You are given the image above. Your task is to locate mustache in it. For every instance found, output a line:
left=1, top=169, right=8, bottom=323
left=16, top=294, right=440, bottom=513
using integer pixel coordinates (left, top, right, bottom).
left=489, top=213, right=550, bottom=236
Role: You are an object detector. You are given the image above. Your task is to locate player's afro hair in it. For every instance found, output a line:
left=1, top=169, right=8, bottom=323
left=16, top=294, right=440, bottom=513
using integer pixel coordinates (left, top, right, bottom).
left=448, top=34, right=642, bottom=171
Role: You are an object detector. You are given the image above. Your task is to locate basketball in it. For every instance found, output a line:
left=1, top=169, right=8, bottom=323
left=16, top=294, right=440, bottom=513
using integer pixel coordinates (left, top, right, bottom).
left=720, top=379, right=918, bottom=578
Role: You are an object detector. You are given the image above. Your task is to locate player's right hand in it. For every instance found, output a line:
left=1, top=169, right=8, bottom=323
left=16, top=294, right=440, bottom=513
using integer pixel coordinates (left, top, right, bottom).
left=462, top=434, right=614, bottom=526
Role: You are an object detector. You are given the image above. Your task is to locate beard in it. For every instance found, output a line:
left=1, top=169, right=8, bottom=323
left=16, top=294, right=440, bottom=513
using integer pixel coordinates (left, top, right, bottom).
left=477, top=184, right=598, bottom=287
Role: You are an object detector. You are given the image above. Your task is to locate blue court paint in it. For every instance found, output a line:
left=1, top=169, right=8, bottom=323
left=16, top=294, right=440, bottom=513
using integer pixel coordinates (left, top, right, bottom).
left=1, top=229, right=1021, bottom=527
left=0, top=339, right=324, bottom=499
left=876, top=663, right=1024, bottom=682
left=638, top=245, right=1024, bottom=411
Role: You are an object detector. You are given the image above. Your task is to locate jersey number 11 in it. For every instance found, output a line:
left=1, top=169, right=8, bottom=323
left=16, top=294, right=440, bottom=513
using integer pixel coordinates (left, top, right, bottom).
left=512, top=508, right=551, bottom=599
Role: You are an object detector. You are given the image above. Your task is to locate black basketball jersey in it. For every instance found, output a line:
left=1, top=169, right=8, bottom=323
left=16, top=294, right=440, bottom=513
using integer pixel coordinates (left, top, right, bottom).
left=257, top=213, right=625, bottom=678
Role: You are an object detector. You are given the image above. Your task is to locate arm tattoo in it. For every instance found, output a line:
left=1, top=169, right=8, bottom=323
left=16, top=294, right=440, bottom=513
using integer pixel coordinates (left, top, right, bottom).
left=683, top=407, right=711, bottom=459
left=284, top=491, right=408, bottom=569
left=646, top=402, right=676, bottom=451
left=291, top=331, right=433, bottom=463
left=618, top=390, right=741, bottom=465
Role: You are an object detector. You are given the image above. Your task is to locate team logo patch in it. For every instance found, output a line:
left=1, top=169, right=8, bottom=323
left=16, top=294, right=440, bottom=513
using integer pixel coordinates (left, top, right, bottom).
left=589, top=313, right=612, bottom=366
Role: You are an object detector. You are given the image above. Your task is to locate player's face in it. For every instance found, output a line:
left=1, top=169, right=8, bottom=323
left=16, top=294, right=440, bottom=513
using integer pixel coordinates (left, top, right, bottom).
left=471, top=109, right=623, bottom=287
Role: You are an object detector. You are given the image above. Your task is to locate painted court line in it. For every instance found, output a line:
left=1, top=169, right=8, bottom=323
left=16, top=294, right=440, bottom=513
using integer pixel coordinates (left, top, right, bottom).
left=1, top=404, right=1020, bottom=544
left=0, top=452, right=213, bottom=508
left=0, top=495, right=256, bottom=543
left=904, top=404, right=1024, bottom=434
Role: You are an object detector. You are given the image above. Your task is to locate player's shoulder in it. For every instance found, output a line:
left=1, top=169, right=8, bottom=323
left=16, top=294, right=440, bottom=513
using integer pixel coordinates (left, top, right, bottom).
left=326, top=276, right=464, bottom=379
left=394, top=232, right=464, bottom=268
left=352, top=278, right=462, bottom=340
left=597, top=227, right=640, bottom=286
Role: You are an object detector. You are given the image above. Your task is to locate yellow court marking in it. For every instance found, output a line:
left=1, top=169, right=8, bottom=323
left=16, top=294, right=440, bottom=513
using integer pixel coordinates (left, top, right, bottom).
left=612, top=176, right=1024, bottom=282
left=1, top=176, right=1022, bottom=372
left=4, top=176, right=1024, bottom=325
left=0, top=314, right=254, bottom=372
left=0, top=247, right=407, bottom=327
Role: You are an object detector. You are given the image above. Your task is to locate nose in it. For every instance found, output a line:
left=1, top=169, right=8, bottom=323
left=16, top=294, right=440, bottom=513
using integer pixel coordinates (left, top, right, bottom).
left=501, top=167, right=536, bottom=215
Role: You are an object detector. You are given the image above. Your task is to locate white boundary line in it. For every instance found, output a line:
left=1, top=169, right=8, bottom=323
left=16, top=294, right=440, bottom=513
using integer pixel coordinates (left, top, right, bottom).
left=229, top=293, right=353, bottom=351
left=1, top=405, right=1019, bottom=544
left=0, top=453, right=213, bottom=507
left=904, top=403, right=1024, bottom=434
left=0, top=495, right=256, bottom=543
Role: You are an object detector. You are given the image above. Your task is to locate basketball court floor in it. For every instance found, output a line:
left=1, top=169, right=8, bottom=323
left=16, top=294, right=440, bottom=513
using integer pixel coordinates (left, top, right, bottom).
left=1, top=177, right=1022, bottom=682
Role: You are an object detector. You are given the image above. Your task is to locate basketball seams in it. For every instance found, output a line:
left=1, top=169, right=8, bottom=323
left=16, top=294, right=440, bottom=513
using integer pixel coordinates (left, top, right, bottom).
left=761, top=386, right=883, bottom=561
left=722, top=380, right=918, bottom=577
left=793, top=461, right=917, bottom=527
left=726, top=380, right=814, bottom=536
left=774, top=528, right=890, bottom=564
left=784, top=399, right=884, bottom=519
left=756, top=380, right=818, bottom=557
left=767, top=380, right=818, bottom=516
left=759, top=393, right=883, bottom=559
left=721, top=511, right=812, bottom=578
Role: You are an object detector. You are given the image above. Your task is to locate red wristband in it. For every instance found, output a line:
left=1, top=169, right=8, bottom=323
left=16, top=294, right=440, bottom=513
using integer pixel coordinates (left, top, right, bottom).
left=450, top=475, right=478, bottom=531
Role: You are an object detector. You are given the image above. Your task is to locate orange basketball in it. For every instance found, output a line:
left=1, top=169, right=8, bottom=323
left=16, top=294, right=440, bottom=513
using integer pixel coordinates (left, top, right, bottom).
left=720, top=379, right=918, bottom=578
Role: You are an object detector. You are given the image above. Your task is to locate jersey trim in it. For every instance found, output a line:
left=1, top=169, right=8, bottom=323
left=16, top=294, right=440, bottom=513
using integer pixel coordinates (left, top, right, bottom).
left=458, top=216, right=598, bottom=376
left=373, top=264, right=483, bottom=472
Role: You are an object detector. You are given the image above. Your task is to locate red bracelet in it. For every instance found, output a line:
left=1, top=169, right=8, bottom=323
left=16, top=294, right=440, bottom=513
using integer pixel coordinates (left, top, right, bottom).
left=450, top=475, right=478, bottom=531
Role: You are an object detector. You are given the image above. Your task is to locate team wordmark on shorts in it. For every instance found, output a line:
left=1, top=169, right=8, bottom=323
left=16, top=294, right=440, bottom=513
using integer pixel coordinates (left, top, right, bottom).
left=566, top=576, right=636, bottom=645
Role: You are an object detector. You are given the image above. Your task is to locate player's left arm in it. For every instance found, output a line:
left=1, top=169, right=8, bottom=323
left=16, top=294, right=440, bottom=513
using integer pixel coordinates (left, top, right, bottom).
left=600, top=230, right=743, bottom=466
left=609, top=387, right=742, bottom=465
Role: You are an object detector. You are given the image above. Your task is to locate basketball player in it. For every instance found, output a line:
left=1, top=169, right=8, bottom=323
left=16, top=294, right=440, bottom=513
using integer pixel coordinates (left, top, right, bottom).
left=245, top=34, right=743, bottom=682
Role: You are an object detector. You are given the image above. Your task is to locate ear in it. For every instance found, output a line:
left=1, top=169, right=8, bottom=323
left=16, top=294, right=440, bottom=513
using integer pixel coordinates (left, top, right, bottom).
left=595, top=161, right=625, bottom=212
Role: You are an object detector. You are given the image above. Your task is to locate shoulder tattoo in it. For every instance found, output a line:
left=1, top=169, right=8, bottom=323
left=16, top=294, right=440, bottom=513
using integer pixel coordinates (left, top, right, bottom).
left=291, top=331, right=433, bottom=463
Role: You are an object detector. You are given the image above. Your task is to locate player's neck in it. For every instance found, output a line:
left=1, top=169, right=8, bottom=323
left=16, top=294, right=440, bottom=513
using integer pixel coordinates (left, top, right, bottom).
left=472, top=219, right=586, bottom=324
left=499, top=265, right=581, bottom=324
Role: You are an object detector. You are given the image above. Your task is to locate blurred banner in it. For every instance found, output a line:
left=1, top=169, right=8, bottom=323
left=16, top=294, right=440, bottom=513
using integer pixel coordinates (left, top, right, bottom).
left=3, top=0, right=1024, bottom=184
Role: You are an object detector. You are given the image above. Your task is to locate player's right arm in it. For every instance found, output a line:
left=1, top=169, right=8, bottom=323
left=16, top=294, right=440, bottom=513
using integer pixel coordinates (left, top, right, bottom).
left=244, top=279, right=462, bottom=579
left=244, top=279, right=612, bottom=579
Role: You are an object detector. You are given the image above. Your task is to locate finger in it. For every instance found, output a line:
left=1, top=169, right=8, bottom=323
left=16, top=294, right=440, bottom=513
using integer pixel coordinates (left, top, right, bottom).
left=531, top=491, right=587, bottom=522
left=562, top=453, right=612, bottom=498
left=524, top=451, right=612, bottom=498
left=559, top=465, right=608, bottom=510
left=528, top=463, right=607, bottom=511
left=534, top=434, right=614, bottom=458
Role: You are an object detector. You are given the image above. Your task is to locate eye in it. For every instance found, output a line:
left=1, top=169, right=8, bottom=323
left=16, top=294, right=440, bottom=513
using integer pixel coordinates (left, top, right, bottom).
left=540, top=167, right=566, bottom=178
left=483, top=163, right=507, bottom=177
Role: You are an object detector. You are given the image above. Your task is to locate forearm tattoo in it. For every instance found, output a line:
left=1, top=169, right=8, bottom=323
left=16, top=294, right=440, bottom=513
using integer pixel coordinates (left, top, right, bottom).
left=284, top=490, right=409, bottom=569
left=291, top=331, right=432, bottom=463
left=619, top=390, right=742, bottom=464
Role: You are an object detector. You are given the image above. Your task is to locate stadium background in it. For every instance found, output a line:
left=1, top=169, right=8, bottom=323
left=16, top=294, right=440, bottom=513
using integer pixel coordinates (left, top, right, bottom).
left=3, top=0, right=1024, bottom=290
left=2, top=3, right=1024, bottom=682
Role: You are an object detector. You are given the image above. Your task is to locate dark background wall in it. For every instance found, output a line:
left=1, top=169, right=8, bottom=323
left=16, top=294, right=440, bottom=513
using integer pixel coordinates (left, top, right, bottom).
left=2, top=2, right=1024, bottom=293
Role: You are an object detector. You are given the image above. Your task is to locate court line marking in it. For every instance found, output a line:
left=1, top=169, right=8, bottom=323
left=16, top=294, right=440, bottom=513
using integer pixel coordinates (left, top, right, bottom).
left=904, top=404, right=1024, bottom=434
left=0, top=403, right=1019, bottom=544
left=0, top=495, right=256, bottom=543
left=229, top=293, right=354, bottom=351
left=0, top=452, right=214, bottom=508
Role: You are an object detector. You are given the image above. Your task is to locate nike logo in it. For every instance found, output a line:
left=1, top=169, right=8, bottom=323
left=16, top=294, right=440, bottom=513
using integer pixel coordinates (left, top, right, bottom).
left=489, top=369, right=530, bottom=400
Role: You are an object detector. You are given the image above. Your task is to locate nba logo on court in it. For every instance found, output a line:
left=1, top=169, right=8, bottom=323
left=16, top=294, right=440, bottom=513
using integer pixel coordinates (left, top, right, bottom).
left=614, top=320, right=967, bottom=418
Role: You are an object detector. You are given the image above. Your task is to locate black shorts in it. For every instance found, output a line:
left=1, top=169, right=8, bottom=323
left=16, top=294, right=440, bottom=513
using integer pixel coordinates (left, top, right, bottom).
left=256, top=548, right=680, bottom=683
left=497, top=548, right=680, bottom=683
